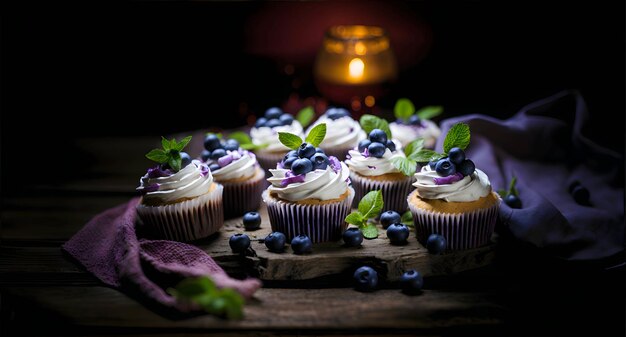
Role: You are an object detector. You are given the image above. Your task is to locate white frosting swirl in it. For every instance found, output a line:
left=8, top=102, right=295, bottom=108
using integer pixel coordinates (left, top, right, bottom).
left=413, top=166, right=491, bottom=202
left=390, top=119, right=441, bottom=149
left=345, top=148, right=405, bottom=176
left=267, top=162, right=350, bottom=201
left=307, top=115, right=366, bottom=149
left=250, top=121, right=304, bottom=152
left=212, top=151, right=258, bottom=181
left=138, top=160, right=213, bottom=204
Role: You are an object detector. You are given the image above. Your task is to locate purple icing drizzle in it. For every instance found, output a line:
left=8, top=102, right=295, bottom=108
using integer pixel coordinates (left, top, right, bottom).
left=328, top=156, right=341, bottom=173
left=146, top=166, right=172, bottom=178
left=367, top=165, right=377, bottom=170
left=140, top=183, right=160, bottom=194
left=434, top=172, right=464, bottom=185
left=281, top=170, right=306, bottom=187
left=362, top=148, right=370, bottom=158
left=200, top=164, right=210, bottom=177
left=218, top=154, right=233, bottom=167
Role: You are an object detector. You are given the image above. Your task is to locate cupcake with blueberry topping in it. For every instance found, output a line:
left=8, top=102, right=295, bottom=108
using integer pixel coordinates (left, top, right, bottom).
left=389, top=98, right=442, bottom=149
left=305, top=107, right=366, bottom=160
left=136, top=136, right=224, bottom=242
left=200, top=134, right=265, bottom=218
left=250, top=107, right=304, bottom=171
left=262, top=123, right=355, bottom=243
left=407, top=123, right=500, bottom=250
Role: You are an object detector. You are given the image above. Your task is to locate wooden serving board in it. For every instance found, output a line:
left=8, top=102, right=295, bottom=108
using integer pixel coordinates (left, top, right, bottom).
left=197, top=204, right=496, bottom=282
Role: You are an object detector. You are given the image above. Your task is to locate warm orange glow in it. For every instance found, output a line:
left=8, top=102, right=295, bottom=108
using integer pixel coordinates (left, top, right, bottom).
left=355, top=41, right=367, bottom=55
left=364, top=95, right=376, bottom=107
left=349, top=58, right=365, bottom=79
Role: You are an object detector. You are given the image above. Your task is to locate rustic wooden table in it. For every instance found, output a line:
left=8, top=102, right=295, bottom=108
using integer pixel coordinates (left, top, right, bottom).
left=1, top=136, right=622, bottom=336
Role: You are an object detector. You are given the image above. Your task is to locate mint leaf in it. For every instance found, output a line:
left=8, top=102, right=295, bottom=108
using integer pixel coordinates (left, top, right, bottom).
left=394, top=98, right=415, bottom=121
left=278, top=132, right=303, bottom=150
left=228, top=131, right=252, bottom=145
left=161, top=137, right=172, bottom=151
left=508, top=176, right=519, bottom=197
left=411, top=149, right=445, bottom=163
left=168, top=154, right=182, bottom=172
left=345, top=212, right=364, bottom=226
left=172, top=135, right=192, bottom=152
left=401, top=211, right=413, bottom=227
left=296, top=106, right=315, bottom=128
left=360, top=114, right=392, bottom=139
left=358, top=190, right=384, bottom=220
left=305, top=123, right=327, bottom=147
left=167, top=276, right=244, bottom=320
left=443, top=123, right=470, bottom=153
left=390, top=157, right=417, bottom=177
left=146, top=149, right=168, bottom=163
left=206, top=132, right=222, bottom=139
left=416, top=106, right=443, bottom=120
left=240, top=142, right=268, bottom=150
left=498, top=189, right=507, bottom=199
left=361, top=223, right=379, bottom=239
left=404, top=138, right=424, bottom=159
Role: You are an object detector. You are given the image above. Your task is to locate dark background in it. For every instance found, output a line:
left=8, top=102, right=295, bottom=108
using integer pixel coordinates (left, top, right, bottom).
left=2, top=1, right=624, bottom=195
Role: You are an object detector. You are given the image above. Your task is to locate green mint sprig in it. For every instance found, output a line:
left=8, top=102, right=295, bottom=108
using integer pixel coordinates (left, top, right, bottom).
left=401, top=210, right=414, bottom=227
left=498, top=176, right=519, bottom=199
left=228, top=131, right=269, bottom=151
left=416, top=105, right=443, bottom=120
left=390, top=138, right=425, bottom=176
left=296, top=106, right=315, bottom=128
left=412, top=122, right=470, bottom=163
left=167, top=276, right=244, bottom=319
left=145, top=135, right=192, bottom=172
left=345, top=190, right=384, bottom=239
left=278, top=123, right=327, bottom=150
left=394, top=98, right=443, bottom=122
left=360, top=114, right=392, bottom=139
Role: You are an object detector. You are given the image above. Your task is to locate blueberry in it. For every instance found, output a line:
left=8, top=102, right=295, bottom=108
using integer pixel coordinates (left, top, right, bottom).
left=385, top=139, right=396, bottom=152
left=426, top=234, right=446, bottom=254
left=266, top=119, right=282, bottom=128
left=368, top=142, right=386, bottom=158
left=264, top=232, right=286, bottom=253
left=408, top=115, right=421, bottom=125
left=572, top=185, right=590, bottom=205
left=223, top=139, right=239, bottom=151
left=209, top=163, right=221, bottom=171
left=380, top=210, right=401, bottom=229
left=504, top=194, right=522, bottom=209
left=265, top=107, right=283, bottom=120
left=396, top=118, right=408, bottom=125
left=310, top=153, right=329, bottom=170
left=242, top=212, right=261, bottom=230
left=448, top=147, right=466, bottom=165
left=386, top=223, right=410, bottom=245
left=255, top=117, right=268, bottom=128
left=435, top=158, right=456, bottom=176
left=298, top=142, right=316, bottom=158
left=210, top=148, right=227, bottom=160
left=291, top=235, right=312, bottom=254
left=204, top=134, right=221, bottom=151
left=229, top=233, right=250, bottom=253
left=279, top=113, right=294, bottom=126
left=180, top=152, right=191, bottom=169
left=400, top=269, right=423, bottom=294
left=201, top=150, right=211, bottom=162
left=353, top=266, right=378, bottom=292
left=369, top=129, right=388, bottom=144
left=291, top=158, right=313, bottom=175
left=428, top=160, right=437, bottom=170
left=342, top=228, right=364, bottom=247
left=358, top=139, right=372, bottom=153
left=282, top=156, right=298, bottom=169
left=315, top=147, right=325, bottom=154
left=457, top=159, right=475, bottom=176
left=327, top=107, right=350, bottom=120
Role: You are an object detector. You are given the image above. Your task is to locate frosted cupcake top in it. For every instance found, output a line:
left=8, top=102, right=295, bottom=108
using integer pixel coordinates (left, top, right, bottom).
left=250, top=107, right=304, bottom=152
left=200, top=134, right=260, bottom=181
left=389, top=99, right=443, bottom=149
left=306, top=108, right=366, bottom=150
left=138, top=160, right=213, bottom=204
left=345, top=147, right=405, bottom=176
left=413, top=166, right=491, bottom=202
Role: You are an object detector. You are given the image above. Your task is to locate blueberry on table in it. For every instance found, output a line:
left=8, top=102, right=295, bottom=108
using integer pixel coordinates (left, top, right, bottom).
left=229, top=233, right=251, bottom=253
left=243, top=212, right=261, bottom=230
left=265, top=232, right=287, bottom=253
left=400, top=269, right=423, bottom=294
left=572, top=185, right=591, bottom=205
left=368, top=142, right=386, bottom=158
left=342, top=228, right=364, bottom=247
left=291, top=158, right=313, bottom=175
left=180, top=152, right=192, bottom=169
left=291, top=235, right=313, bottom=254
left=265, top=107, right=283, bottom=120
left=204, top=134, right=221, bottom=151
left=255, top=117, right=268, bottom=128
left=504, top=194, right=522, bottom=209
left=358, top=139, right=372, bottom=153
left=279, top=113, right=294, bottom=126
left=265, top=119, right=282, bottom=128
left=426, top=234, right=446, bottom=254
left=457, top=159, right=475, bottom=176
left=380, top=210, right=401, bottom=229
left=386, top=223, right=410, bottom=245
left=210, top=148, right=226, bottom=160
left=201, top=150, right=211, bottom=162
left=298, top=143, right=316, bottom=158
left=385, top=139, right=396, bottom=152
left=408, top=115, right=421, bottom=125
left=369, top=129, right=388, bottom=144
left=435, top=158, right=456, bottom=177
left=353, top=266, right=378, bottom=292
left=223, top=139, right=239, bottom=151
left=447, top=147, right=466, bottom=165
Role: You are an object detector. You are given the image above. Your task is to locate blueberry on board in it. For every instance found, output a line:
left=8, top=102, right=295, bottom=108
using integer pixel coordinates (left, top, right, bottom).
left=408, top=115, right=421, bottom=125
left=435, top=158, right=456, bottom=176
left=243, top=212, right=261, bottom=230
left=572, top=185, right=591, bottom=205
left=385, top=139, right=396, bottom=152
left=386, top=223, right=410, bottom=245
left=504, top=194, right=522, bottom=209
left=229, top=233, right=251, bottom=253
left=342, top=228, right=364, bottom=247
left=282, top=156, right=298, bottom=169
left=447, top=147, right=466, bottom=165
left=209, top=163, right=221, bottom=171
left=204, top=134, right=221, bottom=151
left=358, top=139, right=372, bottom=153
left=380, top=210, right=401, bottom=229
left=310, top=153, right=330, bottom=170
left=265, top=107, right=283, bottom=120
left=426, top=234, right=446, bottom=254
left=210, top=148, right=227, bottom=160
left=255, top=117, right=268, bottom=128
left=265, top=119, right=282, bottom=128
left=368, top=142, right=386, bottom=158
left=400, top=269, right=423, bottom=294
left=291, top=158, right=313, bottom=175
left=180, top=152, right=192, bottom=169
left=298, top=143, right=316, bottom=158
left=223, top=139, right=239, bottom=151
left=353, top=266, right=378, bottom=292
left=201, top=149, right=211, bottom=162
left=279, top=113, right=294, bottom=126
left=264, top=232, right=286, bottom=253
left=369, top=129, right=388, bottom=144
left=457, top=159, right=475, bottom=176
left=291, top=235, right=313, bottom=254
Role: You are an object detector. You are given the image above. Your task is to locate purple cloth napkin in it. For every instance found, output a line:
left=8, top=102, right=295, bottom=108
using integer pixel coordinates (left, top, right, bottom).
left=62, top=197, right=262, bottom=312
left=437, top=90, right=624, bottom=261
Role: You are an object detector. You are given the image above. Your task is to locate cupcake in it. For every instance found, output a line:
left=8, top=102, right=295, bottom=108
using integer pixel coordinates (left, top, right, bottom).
left=407, top=123, right=500, bottom=250
left=136, top=136, right=224, bottom=242
left=389, top=99, right=442, bottom=149
left=305, top=107, right=366, bottom=160
left=262, top=123, right=355, bottom=243
left=200, top=135, right=265, bottom=218
left=250, top=107, right=304, bottom=171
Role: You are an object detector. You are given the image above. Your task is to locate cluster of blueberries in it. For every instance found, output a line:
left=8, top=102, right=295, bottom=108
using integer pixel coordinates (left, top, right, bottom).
left=325, top=107, right=350, bottom=120
left=201, top=134, right=240, bottom=171
left=354, top=266, right=423, bottom=294
left=429, top=147, right=475, bottom=177
left=396, top=115, right=422, bottom=126
left=357, top=129, right=396, bottom=158
left=254, top=107, right=294, bottom=128
left=282, top=142, right=331, bottom=175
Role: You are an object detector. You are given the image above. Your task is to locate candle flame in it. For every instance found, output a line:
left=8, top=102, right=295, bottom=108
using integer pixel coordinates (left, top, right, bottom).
left=349, top=58, right=364, bottom=79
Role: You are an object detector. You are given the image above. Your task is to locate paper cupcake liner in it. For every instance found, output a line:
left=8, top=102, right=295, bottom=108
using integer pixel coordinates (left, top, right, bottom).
left=256, top=151, right=287, bottom=173
left=262, top=187, right=355, bottom=243
left=219, top=168, right=266, bottom=218
left=350, top=172, right=414, bottom=213
left=136, top=184, right=224, bottom=242
left=407, top=191, right=499, bottom=250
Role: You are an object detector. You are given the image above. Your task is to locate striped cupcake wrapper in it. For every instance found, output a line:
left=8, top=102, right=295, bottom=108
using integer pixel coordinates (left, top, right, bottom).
left=220, top=168, right=266, bottom=218
left=136, top=184, right=224, bottom=242
left=408, top=191, right=499, bottom=250
left=262, top=187, right=355, bottom=243
left=350, top=172, right=415, bottom=213
left=255, top=151, right=287, bottom=173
